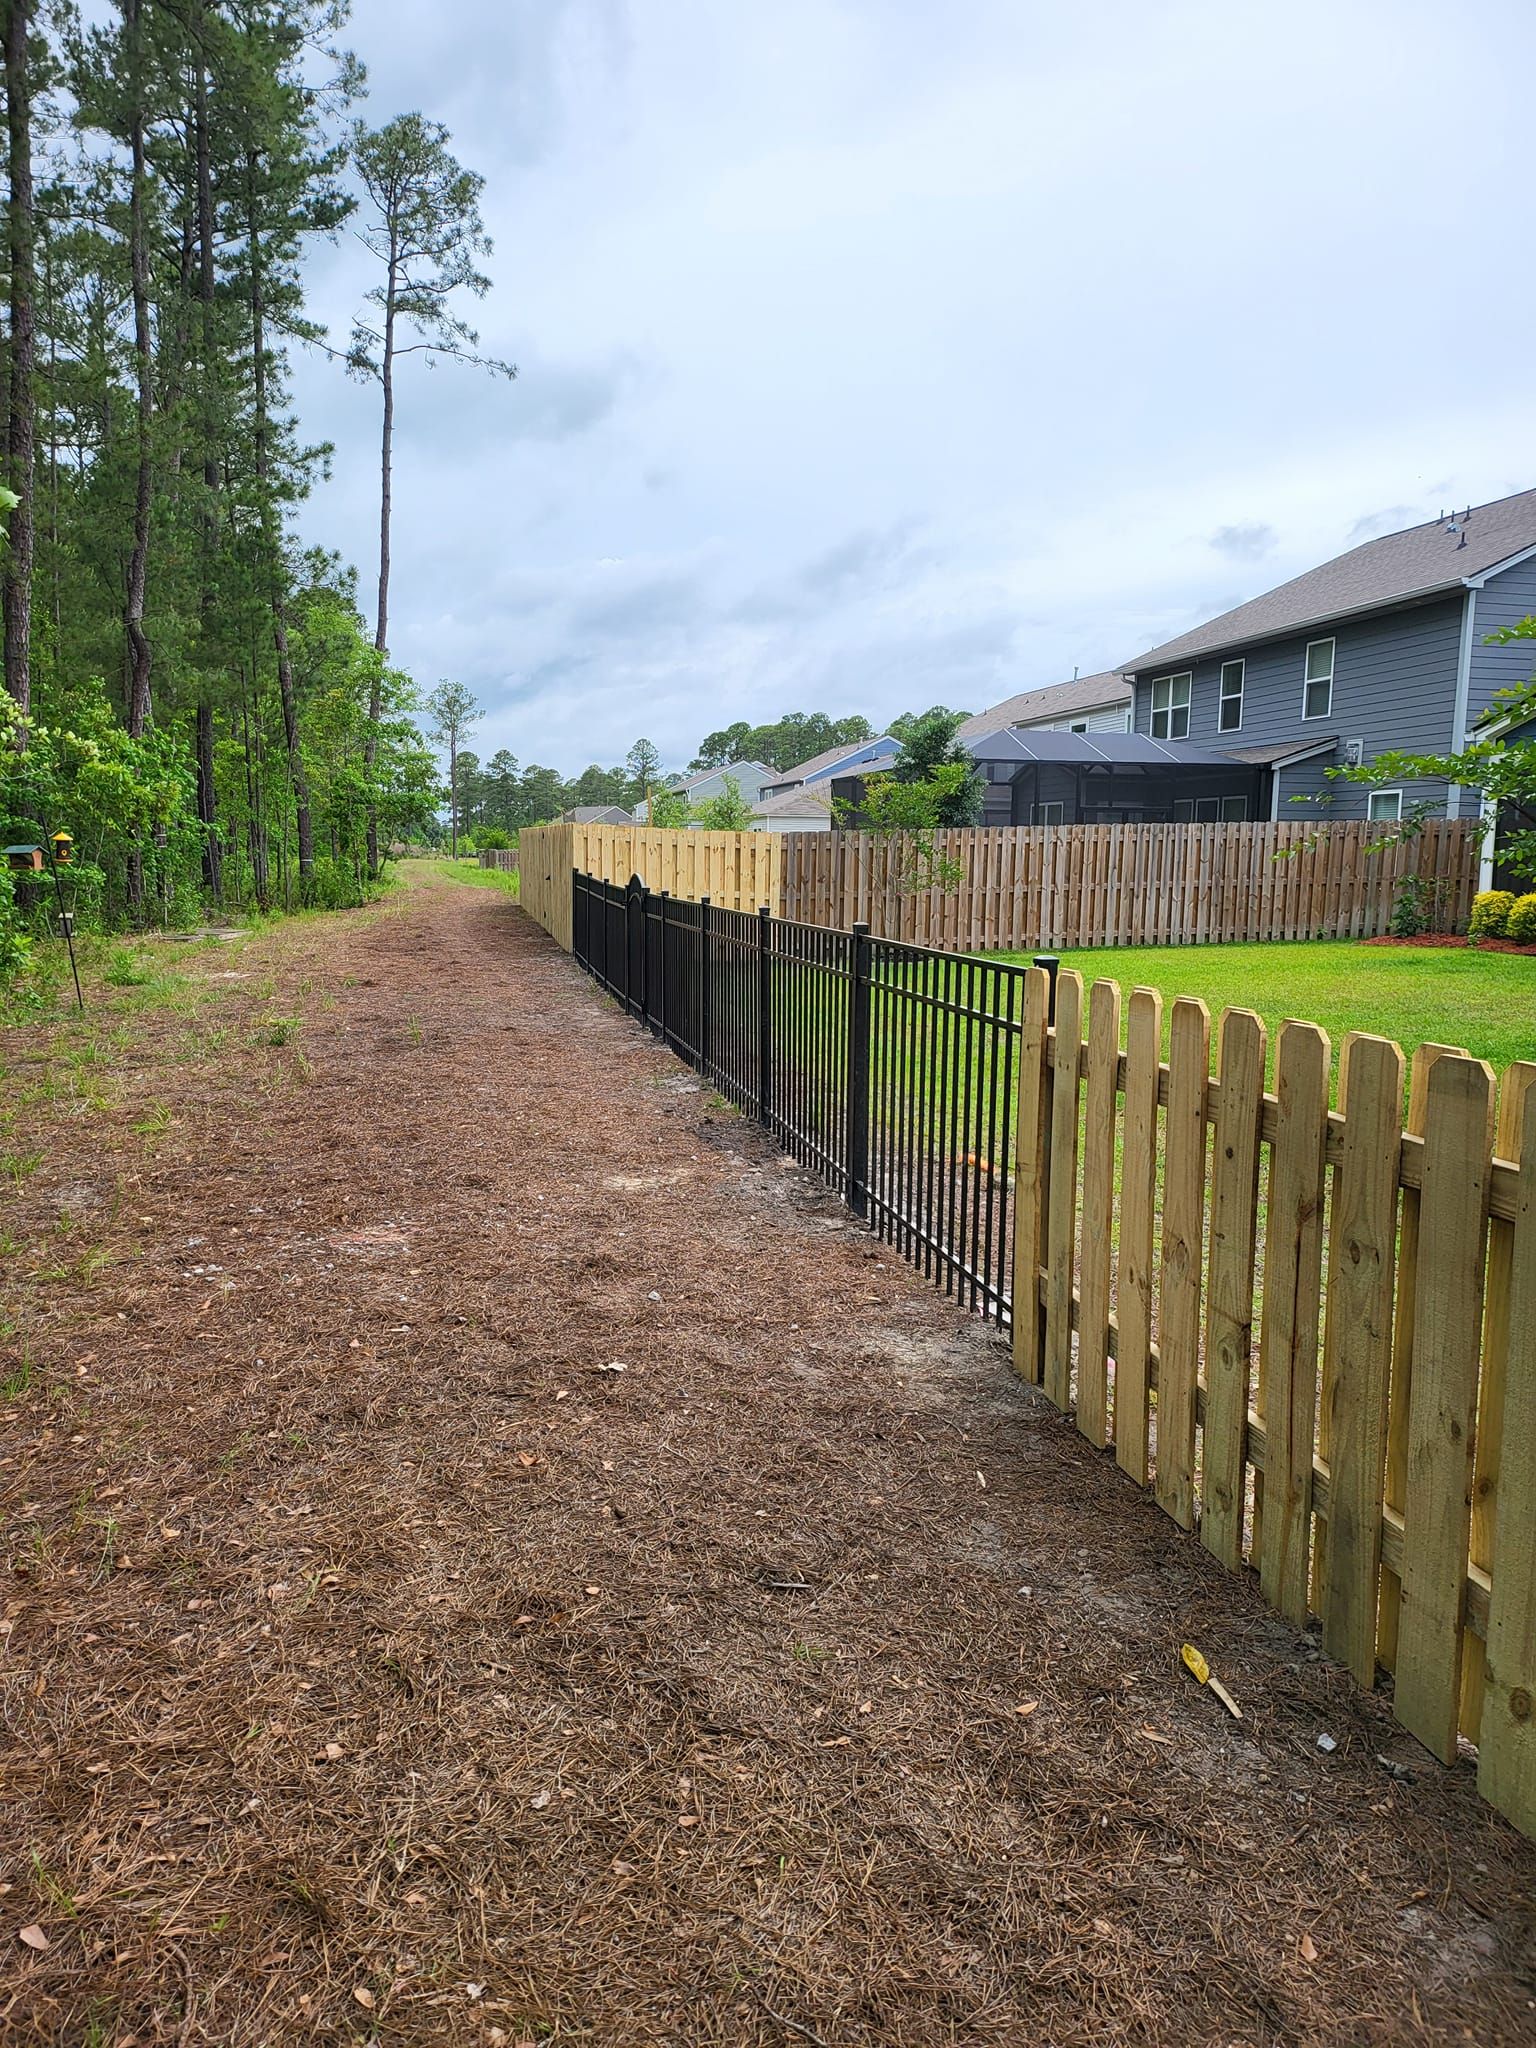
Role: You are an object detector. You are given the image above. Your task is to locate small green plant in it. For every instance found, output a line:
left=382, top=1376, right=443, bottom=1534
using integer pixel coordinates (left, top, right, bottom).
left=1, top=1354, right=35, bottom=1399
left=103, top=946, right=152, bottom=987
left=2, top=1150, right=44, bottom=1188
left=1507, top=893, right=1536, bottom=946
left=1387, top=873, right=1445, bottom=938
left=405, top=1014, right=423, bottom=1046
left=262, top=1017, right=300, bottom=1047
left=1469, top=889, right=1516, bottom=939
left=133, top=1101, right=172, bottom=1136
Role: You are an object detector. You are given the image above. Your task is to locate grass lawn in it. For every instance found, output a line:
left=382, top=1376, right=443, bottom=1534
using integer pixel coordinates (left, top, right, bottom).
left=408, top=857, right=519, bottom=898
left=997, top=939, right=1536, bottom=1083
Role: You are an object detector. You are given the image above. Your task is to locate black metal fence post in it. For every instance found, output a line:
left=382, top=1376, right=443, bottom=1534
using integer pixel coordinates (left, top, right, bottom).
left=1034, top=952, right=1060, bottom=1025
left=846, top=919, right=871, bottom=1217
left=572, top=867, right=583, bottom=966
left=657, top=892, right=669, bottom=1045
left=697, top=895, right=712, bottom=1079
left=626, top=872, right=647, bottom=1018
left=757, top=903, right=773, bottom=1126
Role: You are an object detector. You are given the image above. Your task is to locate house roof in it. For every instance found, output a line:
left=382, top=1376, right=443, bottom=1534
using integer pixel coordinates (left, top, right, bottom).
left=562, top=804, right=633, bottom=824
left=963, top=727, right=1244, bottom=769
left=957, top=671, right=1131, bottom=739
left=665, top=758, right=775, bottom=794
left=751, top=786, right=835, bottom=820
left=766, top=734, right=896, bottom=787
left=1124, top=488, right=1536, bottom=674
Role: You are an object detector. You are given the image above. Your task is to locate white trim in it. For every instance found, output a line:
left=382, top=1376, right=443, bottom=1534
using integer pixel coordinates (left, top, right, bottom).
left=1367, top=788, right=1403, bottom=823
left=1478, top=795, right=1498, bottom=893
left=1446, top=585, right=1477, bottom=819
left=1301, top=637, right=1335, bottom=720
left=1263, top=735, right=1341, bottom=768
left=1218, top=657, right=1245, bottom=734
left=1033, top=800, right=1065, bottom=826
left=1462, top=540, right=1536, bottom=589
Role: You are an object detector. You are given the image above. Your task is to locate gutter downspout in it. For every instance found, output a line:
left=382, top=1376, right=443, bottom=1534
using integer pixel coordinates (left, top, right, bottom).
left=1447, top=584, right=1477, bottom=820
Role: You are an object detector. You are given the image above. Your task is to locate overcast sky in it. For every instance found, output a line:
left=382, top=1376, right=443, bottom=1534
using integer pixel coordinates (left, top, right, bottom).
left=291, top=0, right=1536, bottom=776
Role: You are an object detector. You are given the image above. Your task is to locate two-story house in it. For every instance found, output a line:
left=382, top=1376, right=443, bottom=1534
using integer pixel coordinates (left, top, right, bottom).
left=958, top=671, right=1132, bottom=742
left=1122, top=488, right=1536, bottom=825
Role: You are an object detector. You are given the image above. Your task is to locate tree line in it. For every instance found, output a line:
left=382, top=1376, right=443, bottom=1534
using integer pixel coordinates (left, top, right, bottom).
left=0, top=0, right=508, bottom=957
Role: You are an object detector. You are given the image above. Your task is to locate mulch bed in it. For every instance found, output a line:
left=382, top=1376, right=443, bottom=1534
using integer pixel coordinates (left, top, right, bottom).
left=4, top=878, right=1536, bottom=2046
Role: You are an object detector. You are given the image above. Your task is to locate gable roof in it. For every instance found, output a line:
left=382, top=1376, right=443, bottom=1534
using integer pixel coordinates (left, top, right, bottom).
left=957, top=671, right=1130, bottom=739
left=767, top=734, right=897, bottom=787
left=665, top=758, right=776, bottom=794
left=561, top=804, right=632, bottom=824
left=1124, top=488, right=1536, bottom=674
left=751, top=785, right=835, bottom=820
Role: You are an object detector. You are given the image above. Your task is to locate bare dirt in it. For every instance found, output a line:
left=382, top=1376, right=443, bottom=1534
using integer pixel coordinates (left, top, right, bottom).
left=3, top=874, right=1535, bottom=2047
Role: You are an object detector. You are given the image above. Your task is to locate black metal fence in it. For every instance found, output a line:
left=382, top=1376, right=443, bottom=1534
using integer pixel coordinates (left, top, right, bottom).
left=572, top=868, right=1037, bottom=1327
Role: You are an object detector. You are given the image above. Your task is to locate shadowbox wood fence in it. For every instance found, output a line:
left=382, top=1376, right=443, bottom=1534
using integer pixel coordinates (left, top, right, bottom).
left=780, top=819, right=1480, bottom=950
left=519, top=822, right=781, bottom=950
left=568, top=863, right=1536, bottom=1843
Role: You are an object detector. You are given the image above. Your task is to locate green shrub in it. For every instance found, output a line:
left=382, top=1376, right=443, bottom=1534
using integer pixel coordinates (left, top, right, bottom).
left=103, top=945, right=152, bottom=986
left=1506, top=893, right=1536, bottom=946
left=1469, top=889, right=1516, bottom=938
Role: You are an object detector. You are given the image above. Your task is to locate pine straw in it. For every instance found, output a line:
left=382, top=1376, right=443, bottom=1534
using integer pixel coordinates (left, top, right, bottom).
left=2, top=877, right=1535, bottom=2047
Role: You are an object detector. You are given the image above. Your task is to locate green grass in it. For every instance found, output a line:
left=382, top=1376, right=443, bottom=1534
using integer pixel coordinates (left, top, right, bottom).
left=996, top=939, right=1536, bottom=1082
left=420, top=858, right=519, bottom=899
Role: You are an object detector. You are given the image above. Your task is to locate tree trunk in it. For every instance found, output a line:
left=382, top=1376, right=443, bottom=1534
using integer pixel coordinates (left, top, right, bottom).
left=194, top=29, right=221, bottom=897
left=449, top=730, right=458, bottom=858
left=245, top=151, right=315, bottom=889
left=124, top=0, right=153, bottom=744
left=365, top=257, right=396, bottom=877
left=3, top=0, right=36, bottom=721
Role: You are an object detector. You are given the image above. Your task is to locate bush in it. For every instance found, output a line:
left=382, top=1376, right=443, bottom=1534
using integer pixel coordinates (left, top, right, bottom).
left=1506, top=893, right=1536, bottom=946
left=1469, top=889, right=1517, bottom=939
left=477, top=827, right=511, bottom=850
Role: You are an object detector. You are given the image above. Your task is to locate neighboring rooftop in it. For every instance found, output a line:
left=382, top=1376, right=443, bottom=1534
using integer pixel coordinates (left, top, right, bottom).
left=560, top=804, right=633, bottom=825
left=751, top=785, right=835, bottom=821
left=962, top=726, right=1243, bottom=769
left=957, top=671, right=1130, bottom=739
left=1124, top=487, right=1536, bottom=674
left=664, top=758, right=776, bottom=794
left=764, top=734, right=897, bottom=788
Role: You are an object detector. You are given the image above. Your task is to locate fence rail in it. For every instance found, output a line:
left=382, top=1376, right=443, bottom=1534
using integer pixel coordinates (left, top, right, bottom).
left=569, top=861, right=1536, bottom=1844
left=780, top=819, right=1480, bottom=950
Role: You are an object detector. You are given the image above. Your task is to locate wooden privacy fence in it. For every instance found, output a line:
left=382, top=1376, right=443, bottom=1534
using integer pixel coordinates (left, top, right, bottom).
left=1013, top=965, right=1536, bottom=1837
left=780, top=819, right=1479, bottom=950
left=478, top=850, right=518, bottom=873
left=519, top=822, right=781, bottom=950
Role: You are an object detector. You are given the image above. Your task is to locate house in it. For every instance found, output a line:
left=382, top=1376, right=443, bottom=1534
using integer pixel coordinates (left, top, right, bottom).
left=559, top=804, right=634, bottom=825
left=1121, top=489, right=1536, bottom=824
left=958, top=672, right=1132, bottom=741
left=757, top=733, right=901, bottom=801
left=750, top=785, right=836, bottom=832
left=649, top=759, right=778, bottom=822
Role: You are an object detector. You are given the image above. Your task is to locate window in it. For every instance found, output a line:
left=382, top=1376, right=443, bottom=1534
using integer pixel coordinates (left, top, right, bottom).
left=1069, top=720, right=1089, bottom=733
left=1033, top=801, right=1065, bottom=826
left=1303, top=638, right=1334, bottom=719
left=1221, top=795, right=1249, bottom=821
left=1218, top=659, right=1244, bottom=733
left=1368, top=789, right=1402, bottom=822
left=1150, top=672, right=1191, bottom=739
left=1172, top=798, right=1194, bottom=821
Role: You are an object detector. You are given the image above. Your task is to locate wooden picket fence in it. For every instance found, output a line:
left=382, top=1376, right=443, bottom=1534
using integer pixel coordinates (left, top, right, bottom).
left=478, top=850, right=518, bottom=873
left=1012, top=964, right=1536, bottom=1835
left=780, top=820, right=1480, bottom=950
left=518, top=822, right=781, bottom=951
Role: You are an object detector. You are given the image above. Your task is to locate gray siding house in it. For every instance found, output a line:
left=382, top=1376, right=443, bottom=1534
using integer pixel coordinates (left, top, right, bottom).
left=1122, top=489, right=1536, bottom=826
left=959, top=670, right=1132, bottom=741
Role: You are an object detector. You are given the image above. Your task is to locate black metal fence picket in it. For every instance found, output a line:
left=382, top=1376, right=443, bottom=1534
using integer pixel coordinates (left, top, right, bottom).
left=572, top=868, right=1034, bottom=1328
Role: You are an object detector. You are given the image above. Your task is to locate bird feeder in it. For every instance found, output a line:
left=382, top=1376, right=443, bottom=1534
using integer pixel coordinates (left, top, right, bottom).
left=50, top=831, right=73, bottom=865
left=5, top=844, right=43, bottom=874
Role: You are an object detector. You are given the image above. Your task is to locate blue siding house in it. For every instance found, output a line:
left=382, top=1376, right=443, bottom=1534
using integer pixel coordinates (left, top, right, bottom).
left=1121, top=488, right=1536, bottom=827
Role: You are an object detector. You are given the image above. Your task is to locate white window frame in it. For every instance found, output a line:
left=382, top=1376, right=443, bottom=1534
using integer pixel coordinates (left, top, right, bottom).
left=1221, top=795, right=1249, bottom=821
left=1302, top=637, right=1335, bottom=720
left=1218, top=658, right=1245, bottom=733
left=1033, top=801, right=1065, bottom=826
left=1368, top=788, right=1402, bottom=822
left=1150, top=672, right=1191, bottom=740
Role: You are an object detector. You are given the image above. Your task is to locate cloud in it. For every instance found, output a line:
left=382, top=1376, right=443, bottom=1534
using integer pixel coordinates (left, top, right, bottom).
left=1208, top=522, right=1276, bottom=562
left=1346, top=504, right=1417, bottom=544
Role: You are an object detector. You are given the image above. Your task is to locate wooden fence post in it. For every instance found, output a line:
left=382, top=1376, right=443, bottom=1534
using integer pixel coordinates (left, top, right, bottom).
left=1075, top=979, right=1121, bottom=1448
left=1200, top=1007, right=1266, bottom=1569
left=1157, top=997, right=1211, bottom=1530
left=1115, top=987, right=1162, bottom=1482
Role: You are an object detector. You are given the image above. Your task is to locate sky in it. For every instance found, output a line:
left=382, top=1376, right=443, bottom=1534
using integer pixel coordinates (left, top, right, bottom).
left=289, top=0, right=1536, bottom=777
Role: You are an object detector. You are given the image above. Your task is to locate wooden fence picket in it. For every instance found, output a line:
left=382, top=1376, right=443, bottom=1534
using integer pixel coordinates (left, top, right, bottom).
left=1200, top=1007, right=1266, bottom=1571
left=1396, top=1055, right=1497, bottom=1763
left=1044, top=971, right=1084, bottom=1411
left=1114, top=988, right=1163, bottom=1485
left=1156, top=998, right=1211, bottom=1530
left=1318, top=1033, right=1405, bottom=1685
left=1256, top=1020, right=1331, bottom=1624
left=1010, top=967, right=1052, bottom=1389
left=1075, top=980, right=1121, bottom=1448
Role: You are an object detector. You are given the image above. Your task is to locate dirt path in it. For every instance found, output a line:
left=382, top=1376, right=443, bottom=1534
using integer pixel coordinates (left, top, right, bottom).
left=3, top=874, right=1535, bottom=2047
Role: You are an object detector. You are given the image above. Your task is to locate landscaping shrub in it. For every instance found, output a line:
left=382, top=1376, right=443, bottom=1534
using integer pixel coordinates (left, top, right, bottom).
left=1506, top=893, right=1536, bottom=946
left=1469, top=889, right=1517, bottom=939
